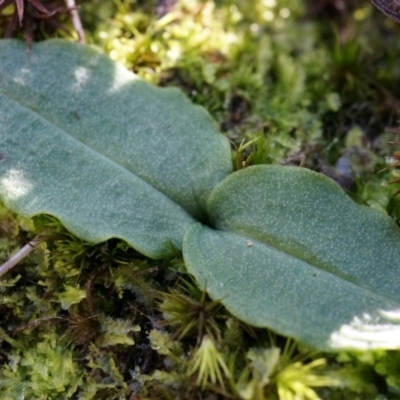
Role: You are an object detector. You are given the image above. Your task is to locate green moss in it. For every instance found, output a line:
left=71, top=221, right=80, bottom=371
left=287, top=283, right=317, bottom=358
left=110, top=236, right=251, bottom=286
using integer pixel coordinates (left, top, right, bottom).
left=0, top=329, right=82, bottom=399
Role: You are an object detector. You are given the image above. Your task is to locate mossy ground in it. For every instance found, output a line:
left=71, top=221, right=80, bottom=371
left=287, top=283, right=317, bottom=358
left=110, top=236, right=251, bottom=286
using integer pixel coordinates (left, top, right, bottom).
left=1, top=0, right=400, bottom=399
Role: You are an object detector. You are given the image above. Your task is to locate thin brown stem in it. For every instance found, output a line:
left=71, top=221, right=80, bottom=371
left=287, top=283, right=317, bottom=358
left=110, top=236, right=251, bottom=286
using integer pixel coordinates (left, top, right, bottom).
left=64, top=0, right=85, bottom=43
left=0, top=235, right=42, bottom=279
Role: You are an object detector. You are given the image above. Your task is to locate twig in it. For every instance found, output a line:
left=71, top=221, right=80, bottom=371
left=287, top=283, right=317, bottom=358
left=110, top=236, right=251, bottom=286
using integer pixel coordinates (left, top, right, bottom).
left=64, top=0, right=86, bottom=43
left=0, top=235, right=43, bottom=279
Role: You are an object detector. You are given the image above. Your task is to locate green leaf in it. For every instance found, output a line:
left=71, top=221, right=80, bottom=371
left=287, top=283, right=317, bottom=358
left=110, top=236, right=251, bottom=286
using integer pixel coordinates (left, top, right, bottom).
left=2, top=39, right=400, bottom=350
left=0, top=39, right=232, bottom=258
left=183, top=165, right=400, bottom=350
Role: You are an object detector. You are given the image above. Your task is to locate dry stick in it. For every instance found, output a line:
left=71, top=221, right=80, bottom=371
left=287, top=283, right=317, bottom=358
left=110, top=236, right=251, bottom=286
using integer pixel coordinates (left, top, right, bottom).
left=370, top=0, right=400, bottom=22
left=64, top=0, right=86, bottom=43
left=0, top=235, right=43, bottom=279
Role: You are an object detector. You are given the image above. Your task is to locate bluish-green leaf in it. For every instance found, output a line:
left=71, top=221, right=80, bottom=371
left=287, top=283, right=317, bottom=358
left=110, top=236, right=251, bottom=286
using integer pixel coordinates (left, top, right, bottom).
left=183, top=166, right=400, bottom=349
left=0, top=39, right=232, bottom=258
left=3, top=39, right=400, bottom=350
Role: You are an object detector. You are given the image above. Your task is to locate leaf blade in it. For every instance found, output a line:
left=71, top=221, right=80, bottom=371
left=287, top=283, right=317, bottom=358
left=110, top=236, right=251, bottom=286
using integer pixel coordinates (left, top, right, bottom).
left=183, top=165, right=400, bottom=349
left=0, top=94, right=194, bottom=258
left=0, top=39, right=232, bottom=257
left=208, top=165, right=400, bottom=301
left=0, top=39, right=232, bottom=219
left=184, top=223, right=400, bottom=350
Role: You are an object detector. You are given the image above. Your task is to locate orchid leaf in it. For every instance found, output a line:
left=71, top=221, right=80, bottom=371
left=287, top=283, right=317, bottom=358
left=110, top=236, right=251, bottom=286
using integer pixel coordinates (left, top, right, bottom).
left=0, top=39, right=232, bottom=258
left=183, top=166, right=400, bottom=350
left=2, top=39, right=400, bottom=350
